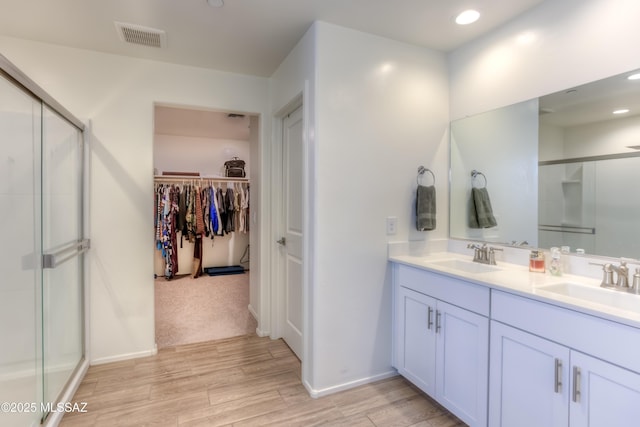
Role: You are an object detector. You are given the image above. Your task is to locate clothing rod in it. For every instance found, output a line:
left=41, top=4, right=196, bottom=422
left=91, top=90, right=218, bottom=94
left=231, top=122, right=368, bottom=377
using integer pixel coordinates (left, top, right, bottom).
left=154, top=175, right=249, bottom=183
left=0, top=53, right=85, bottom=131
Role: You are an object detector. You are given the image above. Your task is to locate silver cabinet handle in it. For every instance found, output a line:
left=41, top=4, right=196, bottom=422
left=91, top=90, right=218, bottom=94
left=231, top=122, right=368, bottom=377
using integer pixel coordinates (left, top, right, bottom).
left=276, top=237, right=286, bottom=246
left=573, top=366, right=581, bottom=403
left=554, top=358, right=563, bottom=393
left=427, top=306, right=433, bottom=330
left=435, top=310, right=442, bottom=333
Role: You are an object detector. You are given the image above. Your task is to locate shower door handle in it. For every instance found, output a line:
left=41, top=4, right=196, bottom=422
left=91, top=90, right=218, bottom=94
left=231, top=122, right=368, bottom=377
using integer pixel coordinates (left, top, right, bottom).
left=43, top=239, right=90, bottom=269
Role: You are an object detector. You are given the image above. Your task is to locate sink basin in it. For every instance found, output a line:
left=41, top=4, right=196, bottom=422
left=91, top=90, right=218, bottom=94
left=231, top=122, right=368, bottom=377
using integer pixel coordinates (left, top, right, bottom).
left=538, top=282, right=640, bottom=312
left=429, top=259, right=501, bottom=274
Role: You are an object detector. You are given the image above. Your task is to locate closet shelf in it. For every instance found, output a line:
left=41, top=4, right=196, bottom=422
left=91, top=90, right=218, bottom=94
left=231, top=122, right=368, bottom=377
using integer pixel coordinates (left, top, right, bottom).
left=154, top=175, right=249, bottom=183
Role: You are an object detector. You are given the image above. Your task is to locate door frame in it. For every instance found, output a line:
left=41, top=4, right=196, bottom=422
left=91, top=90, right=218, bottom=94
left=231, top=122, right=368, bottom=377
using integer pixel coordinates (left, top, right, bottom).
left=269, top=90, right=310, bottom=374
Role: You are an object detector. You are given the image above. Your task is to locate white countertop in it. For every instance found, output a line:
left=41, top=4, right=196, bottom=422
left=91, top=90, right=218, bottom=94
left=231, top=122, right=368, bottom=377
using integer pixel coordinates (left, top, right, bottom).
left=389, top=251, right=640, bottom=329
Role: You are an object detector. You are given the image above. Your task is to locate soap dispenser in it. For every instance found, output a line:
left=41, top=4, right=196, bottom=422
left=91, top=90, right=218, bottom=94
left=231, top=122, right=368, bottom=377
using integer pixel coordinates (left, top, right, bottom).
left=549, top=247, right=562, bottom=276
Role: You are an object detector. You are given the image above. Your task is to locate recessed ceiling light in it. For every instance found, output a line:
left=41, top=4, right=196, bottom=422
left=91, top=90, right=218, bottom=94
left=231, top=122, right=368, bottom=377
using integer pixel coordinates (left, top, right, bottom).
left=207, top=0, right=224, bottom=7
left=455, top=9, right=480, bottom=25
left=613, top=109, right=630, bottom=114
left=628, top=73, right=640, bottom=80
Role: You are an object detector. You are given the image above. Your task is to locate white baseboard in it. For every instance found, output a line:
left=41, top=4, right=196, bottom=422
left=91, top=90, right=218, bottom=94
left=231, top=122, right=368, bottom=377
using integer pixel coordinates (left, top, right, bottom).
left=90, top=347, right=157, bottom=365
left=248, top=304, right=270, bottom=337
left=255, top=327, right=270, bottom=337
left=303, top=369, right=399, bottom=398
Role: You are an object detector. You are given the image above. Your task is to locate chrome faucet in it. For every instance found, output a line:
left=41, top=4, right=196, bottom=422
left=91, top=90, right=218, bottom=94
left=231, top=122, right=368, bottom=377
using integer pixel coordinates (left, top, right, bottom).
left=611, top=261, right=630, bottom=289
left=592, top=263, right=615, bottom=288
left=591, top=260, right=640, bottom=292
left=467, top=243, right=501, bottom=265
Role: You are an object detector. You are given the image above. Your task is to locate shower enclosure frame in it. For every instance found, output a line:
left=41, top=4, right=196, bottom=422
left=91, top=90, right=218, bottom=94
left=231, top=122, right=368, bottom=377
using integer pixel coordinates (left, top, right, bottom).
left=0, top=53, right=89, bottom=426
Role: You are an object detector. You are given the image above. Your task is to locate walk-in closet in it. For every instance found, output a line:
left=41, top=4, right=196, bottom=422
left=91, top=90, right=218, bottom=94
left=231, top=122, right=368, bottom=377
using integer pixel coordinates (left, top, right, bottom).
left=153, top=105, right=258, bottom=348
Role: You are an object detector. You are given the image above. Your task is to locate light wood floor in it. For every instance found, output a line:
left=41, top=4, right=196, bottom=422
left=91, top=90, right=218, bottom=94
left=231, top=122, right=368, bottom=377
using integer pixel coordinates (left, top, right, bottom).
left=60, top=334, right=466, bottom=426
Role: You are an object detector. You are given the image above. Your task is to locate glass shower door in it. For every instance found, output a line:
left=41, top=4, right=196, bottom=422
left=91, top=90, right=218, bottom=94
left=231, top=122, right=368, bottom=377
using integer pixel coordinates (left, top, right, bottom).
left=41, top=105, right=85, bottom=417
left=1, top=55, right=86, bottom=426
left=0, top=71, right=44, bottom=426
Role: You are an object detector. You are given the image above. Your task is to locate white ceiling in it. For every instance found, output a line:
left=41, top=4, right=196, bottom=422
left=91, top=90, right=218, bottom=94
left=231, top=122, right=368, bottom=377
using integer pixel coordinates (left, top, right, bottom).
left=539, top=70, right=640, bottom=127
left=0, top=0, right=545, bottom=78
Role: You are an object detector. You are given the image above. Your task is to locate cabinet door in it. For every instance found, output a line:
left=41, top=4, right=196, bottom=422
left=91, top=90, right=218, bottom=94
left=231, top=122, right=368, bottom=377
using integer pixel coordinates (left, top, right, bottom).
left=489, top=321, right=569, bottom=427
left=570, top=351, right=640, bottom=427
left=436, top=300, right=489, bottom=427
left=396, top=286, right=437, bottom=394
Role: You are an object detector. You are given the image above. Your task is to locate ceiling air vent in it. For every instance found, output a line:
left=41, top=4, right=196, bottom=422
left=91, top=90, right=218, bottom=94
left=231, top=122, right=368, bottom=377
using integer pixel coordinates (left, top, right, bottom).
left=115, top=22, right=166, bottom=48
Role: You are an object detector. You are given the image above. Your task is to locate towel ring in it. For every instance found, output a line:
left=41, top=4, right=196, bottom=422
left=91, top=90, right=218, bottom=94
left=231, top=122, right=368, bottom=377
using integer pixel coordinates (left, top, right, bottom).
left=471, top=170, right=487, bottom=188
left=417, top=166, right=435, bottom=186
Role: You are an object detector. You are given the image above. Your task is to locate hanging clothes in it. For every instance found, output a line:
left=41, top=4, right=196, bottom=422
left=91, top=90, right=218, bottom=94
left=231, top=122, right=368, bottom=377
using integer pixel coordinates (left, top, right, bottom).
left=192, top=187, right=205, bottom=278
left=209, top=185, right=219, bottom=237
left=238, top=183, right=249, bottom=233
left=225, top=186, right=235, bottom=233
left=155, top=185, right=163, bottom=248
left=186, top=185, right=196, bottom=242
left=154, top=178, right=250, bottom=278
left=178, top=186, right=187, bottom=247
left=157, top=185, right=179, bottom=280
left=217, top=186, right=227, bottom=236
left=244, top=185, right=250, bottom=233
left=201, top=186, right=210, bottom=238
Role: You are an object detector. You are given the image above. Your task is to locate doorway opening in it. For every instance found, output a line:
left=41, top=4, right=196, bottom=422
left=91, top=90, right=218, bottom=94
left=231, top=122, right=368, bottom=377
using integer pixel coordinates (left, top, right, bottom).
left=152, top=104, right=259, bottom=348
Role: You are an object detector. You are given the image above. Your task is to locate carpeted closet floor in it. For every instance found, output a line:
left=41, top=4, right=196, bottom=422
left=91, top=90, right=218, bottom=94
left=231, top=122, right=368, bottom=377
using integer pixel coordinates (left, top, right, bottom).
left=154, top=272, right=256, bottom=348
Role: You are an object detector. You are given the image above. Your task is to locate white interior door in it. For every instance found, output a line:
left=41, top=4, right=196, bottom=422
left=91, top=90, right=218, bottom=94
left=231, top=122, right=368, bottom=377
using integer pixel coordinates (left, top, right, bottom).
left=280, top=106, right=303, bottom=359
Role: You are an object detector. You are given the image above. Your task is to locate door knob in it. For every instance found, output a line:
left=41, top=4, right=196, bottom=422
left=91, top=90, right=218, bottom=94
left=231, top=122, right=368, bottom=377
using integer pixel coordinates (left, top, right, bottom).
left=276, top=237, right=286, bottom=246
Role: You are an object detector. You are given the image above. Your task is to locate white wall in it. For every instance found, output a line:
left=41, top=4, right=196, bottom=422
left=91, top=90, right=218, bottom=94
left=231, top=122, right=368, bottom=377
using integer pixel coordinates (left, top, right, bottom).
left=0, top=36, right=269, bottom=364
left=449, top=0, right=640, bottom=120
left=269, top=21, right=449, bottom=396
left=311, top=22, right=449, bottom=394
left=268, top=22, right=317, bottom=387
left=247, top=115, right=261, bottom=329
left=563, top=115, right=640, bottom=158
left=153, top=134, right=251, bottom=178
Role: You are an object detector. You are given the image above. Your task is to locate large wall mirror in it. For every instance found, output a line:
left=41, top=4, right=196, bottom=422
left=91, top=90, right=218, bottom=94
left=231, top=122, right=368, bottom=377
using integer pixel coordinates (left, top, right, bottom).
left=450, top=69, right=640, bottom=258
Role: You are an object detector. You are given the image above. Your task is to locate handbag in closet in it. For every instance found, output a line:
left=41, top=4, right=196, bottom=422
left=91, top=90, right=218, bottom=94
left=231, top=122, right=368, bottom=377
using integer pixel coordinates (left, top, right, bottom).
left=224, top=157, right=246, bottom=177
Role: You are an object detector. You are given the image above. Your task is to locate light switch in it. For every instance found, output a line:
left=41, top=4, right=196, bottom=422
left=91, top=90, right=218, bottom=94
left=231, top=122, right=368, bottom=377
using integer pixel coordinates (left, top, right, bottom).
left=386, top=216, right=397, bottom=235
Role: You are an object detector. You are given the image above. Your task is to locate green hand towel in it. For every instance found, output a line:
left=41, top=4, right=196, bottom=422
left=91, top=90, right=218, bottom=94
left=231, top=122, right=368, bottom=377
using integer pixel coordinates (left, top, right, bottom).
left=416, top=185, right=436, bottom=231
left=469, top=187, right=497, bottom=228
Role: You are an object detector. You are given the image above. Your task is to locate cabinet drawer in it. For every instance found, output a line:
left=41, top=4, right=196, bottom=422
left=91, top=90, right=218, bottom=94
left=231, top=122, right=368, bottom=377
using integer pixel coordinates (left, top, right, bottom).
left=492, top=290, right=640, bottom=374
left=396, top=264, right=490, bottom=316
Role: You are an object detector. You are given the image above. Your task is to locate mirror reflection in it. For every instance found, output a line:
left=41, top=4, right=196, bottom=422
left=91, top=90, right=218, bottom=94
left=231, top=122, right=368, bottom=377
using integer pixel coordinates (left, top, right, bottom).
left=450, top=70, right=640, bottom=258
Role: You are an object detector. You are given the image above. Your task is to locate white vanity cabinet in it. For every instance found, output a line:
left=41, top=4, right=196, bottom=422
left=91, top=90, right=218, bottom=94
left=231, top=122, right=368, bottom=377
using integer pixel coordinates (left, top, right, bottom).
left=490, top=290, right=640, bottom=427
left=569, top=351, right=640, bottom=426
left=393, top=264, right=490, bottom=427
left=489, top=321, right=570, bottom=427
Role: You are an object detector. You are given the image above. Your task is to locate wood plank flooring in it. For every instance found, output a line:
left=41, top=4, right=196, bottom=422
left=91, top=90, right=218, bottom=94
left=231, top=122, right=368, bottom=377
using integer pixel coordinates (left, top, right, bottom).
left=60, top=334, right=466, bottom=426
